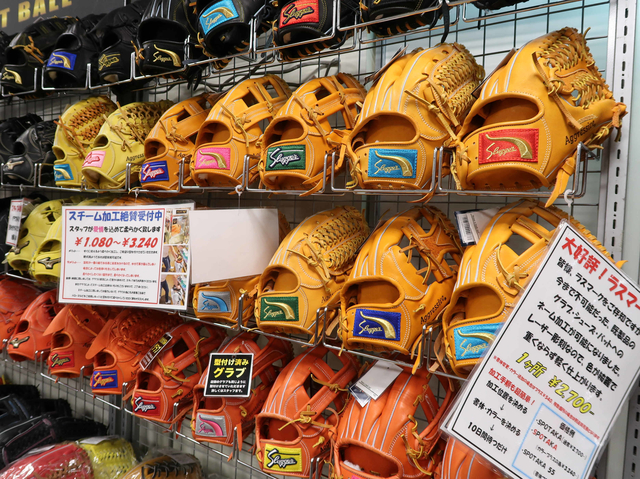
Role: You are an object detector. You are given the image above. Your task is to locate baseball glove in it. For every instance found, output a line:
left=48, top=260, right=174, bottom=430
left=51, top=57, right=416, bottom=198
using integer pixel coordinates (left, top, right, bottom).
left=256, top=206, right=369, bottom=336
left=142, top=93, right=222, bottom=191
left=121, top=454, right=204, bottom=479
left=441, top=438, right=506, bottom=479
left=0, top=277, right=42, bottom=348
left=341, top=44, right=484, bottom=196
left=132, top=322, right=226, bottom=424
left=1, top=17, right=77, bottom=95
left=339, top=207, right=462, bottom=365
left=193, top=275, right=259, bottom=325
left=8, top=289, right=63, bottom=362
left=0, top=384, right=40, bottom=401
left=359, top=0, right=441, bottom=36
left=192, top=75, right=291, bottom=188
left=255, top=345, right=359, bottom=477
left=259, top=74, right=366, bottom=195
left=0, top=113, right=42, bottom=164
left=0, top=442, right=93, bottom=479
left=0, top=32, right=14, bottom=73
left=3, top=120, right=57, bottom=185
left=192, top=332, right=293, bottom=449
left=273, top=0, right=358, bottom=61
left=44, top=304, right=114, bottom=378
left=44, top=14, right=105, bottom=89
left=441, top=200, right=622, bottom=378
left=452, top=27, right=626, bottom=207
left=53, top=96, right=118, bottom=187
left=86, top=308, right=182, bottom=395
left=332, top=366, right=453, bottom=479
left=82, top=100, right=173, bottom=190
left=78, top=437, right=138, bottom=479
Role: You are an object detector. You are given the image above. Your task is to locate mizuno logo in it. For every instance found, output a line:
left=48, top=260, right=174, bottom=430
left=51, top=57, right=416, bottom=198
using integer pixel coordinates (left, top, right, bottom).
left=375, top=152, right=413, bottom=176
left=12, top=241, right=29, bottom=255
left=263, top=299, right=295, bottom=320
left=3, top=68, right=22, bottom=85
left=153, top=45, right=181, bottom=68
left=199, top=151, right=227, bottom=169
left=4, top=161, right=23, bottom=170
left=484, top=134, right=533, bottom=160
left=37, top=256, right=61, bottom=270
left=49, top=52, right=72, bottom=69
left=358, top=312, right=396, bottom=339
left=10, top=336, right=29, bottom=348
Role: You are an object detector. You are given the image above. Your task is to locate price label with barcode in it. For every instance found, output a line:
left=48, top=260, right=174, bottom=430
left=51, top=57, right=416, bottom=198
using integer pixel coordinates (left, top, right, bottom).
left=454, top=208, right=500, bottom=246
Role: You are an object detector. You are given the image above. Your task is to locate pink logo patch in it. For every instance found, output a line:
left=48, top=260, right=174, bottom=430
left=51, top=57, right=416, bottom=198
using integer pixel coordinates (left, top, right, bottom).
left=83, top=150, right=106, bottom=168
left=195, top=147, right=231, bottom=170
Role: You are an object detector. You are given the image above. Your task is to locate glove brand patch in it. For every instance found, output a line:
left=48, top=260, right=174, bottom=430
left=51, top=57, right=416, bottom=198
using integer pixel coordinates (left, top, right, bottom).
left=141, top=161, right=170, bottom=183
left=260, top=297, right=299, bottom=322
left=453, top=323, right=502, bottom=360
left=9, top=336, right=29, bottom=348
left=353, top=309, right=400, bottom=340
left=152, top=44, right=182, bottom=67
left=368, top=149, right=417, bottom=178
left=264, top=445, right=302, bottom=472
left=266, top=145, right=306, bottom=170
left=54, top=164, right=74, bottom=181
left=195, top=147, right=231, bottom=170
left=91, top=370, right=118, bottom=389
left=49, top=351, right=74, bottom=369
left=132, top=395, right=161, bottom=416
left=478, top=128, right=539, bottom=164
left=83, top=150, right=106, bottom=168
left=279, top=0, right=319, bottom=26
left=195, top=413, right=226, bottom=437
left=200, top=0, right=239, bottom=34
left=37, top=256, right=61, bottom=270
left=47, top=52, right=76, bottom=70
left=98, top=53, right=120, bottom=71
left=197, top=291, right=231, bottom=313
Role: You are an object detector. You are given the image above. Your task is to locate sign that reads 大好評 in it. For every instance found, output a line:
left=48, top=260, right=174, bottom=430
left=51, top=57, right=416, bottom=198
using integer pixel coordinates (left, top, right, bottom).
left=59, top=203, right=193, bottom=310
left=0, top=0, right=124, bottom=34
left=444, top=221, right=640, bottom=479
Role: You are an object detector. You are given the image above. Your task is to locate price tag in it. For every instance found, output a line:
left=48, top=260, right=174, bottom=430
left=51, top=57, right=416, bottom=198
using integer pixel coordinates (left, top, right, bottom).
left=454, top=207, right=499, bottom=247
left=59, top=203, right=193, bottom=310
left=140, top=333, right=173, bottom=370
left=354, top=361, right=403, bottom=401
left=204, top=353, right=254, bottom=398
left=444, top=221, right=640, bottom=479
left=5, top=199, right=24, bottom=247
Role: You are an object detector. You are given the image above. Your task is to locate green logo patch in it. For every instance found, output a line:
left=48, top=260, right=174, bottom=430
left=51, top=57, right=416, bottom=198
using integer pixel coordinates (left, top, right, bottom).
left=260, top=297, right=299, bottom=322
left=266, top=145, right=305, bottom=170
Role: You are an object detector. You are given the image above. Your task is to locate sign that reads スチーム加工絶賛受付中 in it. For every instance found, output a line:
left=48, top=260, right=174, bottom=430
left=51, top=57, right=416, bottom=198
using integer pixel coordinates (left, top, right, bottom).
left=444, top=221, right=640, bottom=479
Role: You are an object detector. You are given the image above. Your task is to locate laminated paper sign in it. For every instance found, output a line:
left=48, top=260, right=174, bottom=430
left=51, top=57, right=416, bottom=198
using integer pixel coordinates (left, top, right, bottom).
left=444, top=221, right=640, bottom=479
left=59, top=203, right=193, bottom=310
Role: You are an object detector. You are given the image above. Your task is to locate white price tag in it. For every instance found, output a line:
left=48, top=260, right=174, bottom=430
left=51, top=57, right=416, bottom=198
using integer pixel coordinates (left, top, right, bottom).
left=444, top=222, right=640, bottom=479
left=454, top=207, right=500, bottom=247
left=355, top=361, right=403, bottom=400
left=5, top=199, right=24, bottom=247
left=349, top=384, right=371, bottom=407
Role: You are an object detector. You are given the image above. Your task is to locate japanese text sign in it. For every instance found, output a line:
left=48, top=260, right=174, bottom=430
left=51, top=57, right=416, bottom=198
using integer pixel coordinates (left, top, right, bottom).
left=60, top=204, right=192, bottom=310
left=444, top=221, right=640, bottom=479
left=5, top=199, right=24, bottom=246
left=204, top=353, right=254, bottom=398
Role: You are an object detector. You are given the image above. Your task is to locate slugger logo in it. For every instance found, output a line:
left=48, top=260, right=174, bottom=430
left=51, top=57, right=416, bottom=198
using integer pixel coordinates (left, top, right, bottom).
left=368, top=149, right=417, bottom=179
left=278, top=0, right=319, bottom=26
left=200, top=0, right=239, bottom=33
left=47, top=52, right=76, bottom=70
left=195, top=147, right=231, bottom=170
left=198, top=291, right=230, bottom=313
left=2, top=68, right=22, bottom=85
left=141, top=161, right=170, bottom=183
left=266, top=145, right=305, bottom=170
left=281, top=4, right=315, bottom=24
left=260, top=297, right=298, bottom=321
left=453, top=324, right=502, bottom=360
left=264, top=446, right=302, bottom=472
left=91, top=370, right=118, bottom=389
left=50, top=352, right=73, bottom=368
left=153, top=45, right=181, bottom=67
left=98, top=53, right=120, bottom=71
left=133, top=396, right=158, bottom=413
left=353, top=309, right=400, bottom=340
left=195, top=413, right=226, bottom=437
left=478, top=129, right=538, bottom=164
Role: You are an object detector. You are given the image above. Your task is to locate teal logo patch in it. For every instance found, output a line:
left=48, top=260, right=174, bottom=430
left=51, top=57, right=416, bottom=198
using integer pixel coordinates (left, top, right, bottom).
left=266, top=145, right=306, bottom=170
left=54, top=164, right=74, bottom=182
left=199, top=0, right=239, bottom=34
left=368, top=148, right=417, bottom=178
left=453, top=323, right=502, bottom=360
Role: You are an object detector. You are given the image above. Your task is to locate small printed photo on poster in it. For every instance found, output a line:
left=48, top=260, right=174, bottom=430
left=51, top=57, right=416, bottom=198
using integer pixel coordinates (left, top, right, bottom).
left=159, top=274, right=187, bottom=306
left=161, top=245, right=189, bottom=273
left=167, top=209, right=190, bottom=245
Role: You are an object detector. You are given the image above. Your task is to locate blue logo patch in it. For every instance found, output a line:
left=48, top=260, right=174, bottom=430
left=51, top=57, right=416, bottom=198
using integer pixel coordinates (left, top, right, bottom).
left=53, top=164, right=74, bottom=182
left=47, top=52, right=77, bottom=70
left=140, top=161, right=170, bottom=183
left=453, top=323, right=502, bottom=360
left=91, top=369, right=118, bottom=389
left=199, top=0, right=239, bottom=34
left=368, top=148, right=417, bottom=179
left=197, top=291, right=230, bottom=313
left=353, top=309, right=400, bottom=340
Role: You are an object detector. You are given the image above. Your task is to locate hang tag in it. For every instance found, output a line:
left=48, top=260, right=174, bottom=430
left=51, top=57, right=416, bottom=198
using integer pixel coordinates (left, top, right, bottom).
left=157, top=449, right=199, bottom=466
left=79, top=435, right=120, bottom=445
left=140, top=333, right=172, bottom=370
left=454, top=207, right=500, bottom=247
left=349, top=384, right=371, bottom=407
left=354, top=361, right=403, bottom=401
left=5, top=199, right=24, bottom=247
